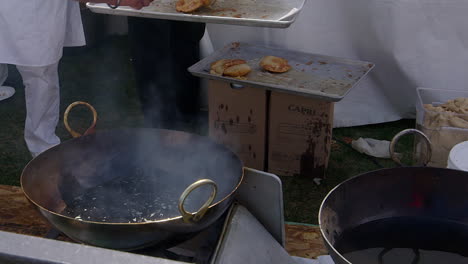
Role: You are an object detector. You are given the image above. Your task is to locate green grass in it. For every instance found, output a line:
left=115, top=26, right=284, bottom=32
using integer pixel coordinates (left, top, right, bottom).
left=0, top=35, right=415, bottom=224
left=281, top=119, right=415, bottom=224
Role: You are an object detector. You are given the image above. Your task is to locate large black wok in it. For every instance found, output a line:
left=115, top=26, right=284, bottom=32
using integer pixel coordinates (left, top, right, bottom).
left=21, top=102, right=243, bottom=250
left=319, top=129, right=468, bottom=264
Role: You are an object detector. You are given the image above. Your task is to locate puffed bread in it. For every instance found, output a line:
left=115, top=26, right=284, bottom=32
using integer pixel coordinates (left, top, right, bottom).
left=210, top=59, right=250, bottom=77
left=260, top=55, right=291, bottom=73
left=210, top=59, right=246, bottom=75
left=176, top=0, right=211, bottom=13
left=210, top=59, right=229, bottom=75
left=223, top=63, right=252, bottom=77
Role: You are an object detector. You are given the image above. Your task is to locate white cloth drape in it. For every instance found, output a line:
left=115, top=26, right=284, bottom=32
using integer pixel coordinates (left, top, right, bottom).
left=202, top=0, right=468, bottom=127
left=0, top=0, right=85, bottom=67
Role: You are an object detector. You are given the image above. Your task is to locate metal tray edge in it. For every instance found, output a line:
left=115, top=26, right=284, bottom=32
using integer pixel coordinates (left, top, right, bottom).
left=85, top=3, right=300, bottom=28
left=188, top=42, right=375, bottom=102
left=190, top=70, right=343, bottom=102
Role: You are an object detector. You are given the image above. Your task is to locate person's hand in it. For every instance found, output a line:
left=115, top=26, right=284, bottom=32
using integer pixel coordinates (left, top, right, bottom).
left=111, top=0, right=153, bottom=9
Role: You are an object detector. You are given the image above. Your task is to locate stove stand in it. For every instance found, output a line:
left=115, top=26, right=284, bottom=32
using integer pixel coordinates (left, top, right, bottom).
left=0, top=168, right=309, bottom=264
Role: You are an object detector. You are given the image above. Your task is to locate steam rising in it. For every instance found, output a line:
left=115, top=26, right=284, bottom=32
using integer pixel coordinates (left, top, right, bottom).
left=58, top=129, right=241, bottom=223
left=56, top=36, right=227, bottom=224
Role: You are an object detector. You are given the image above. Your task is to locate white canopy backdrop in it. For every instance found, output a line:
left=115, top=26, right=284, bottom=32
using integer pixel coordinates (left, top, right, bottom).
left=201, top=0, right=468, bottom=127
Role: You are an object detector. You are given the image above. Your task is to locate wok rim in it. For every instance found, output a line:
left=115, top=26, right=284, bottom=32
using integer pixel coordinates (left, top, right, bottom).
left=20, top=128, right=245, bottom=226
left=317, top=166, right=467, bottom=264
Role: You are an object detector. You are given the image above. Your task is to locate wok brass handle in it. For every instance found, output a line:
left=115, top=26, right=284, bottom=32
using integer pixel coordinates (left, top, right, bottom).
left=64, top=101, right=98, bottom=138
left=178, top=179, right=218, bottom=223
left=390, top=129, right=432, bottom=166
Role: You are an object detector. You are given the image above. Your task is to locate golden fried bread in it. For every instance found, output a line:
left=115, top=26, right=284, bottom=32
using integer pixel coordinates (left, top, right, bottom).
left=260, top=55, right=291, bottom=73
left=223, top=63, right=251, bottom=77
left=223, top=59, right=246, bottom=69
left=210, top=59, right=248, bottom=76
left=210, top=59, right=229, bottom=75
left=176, top=0, right=211, bottom=13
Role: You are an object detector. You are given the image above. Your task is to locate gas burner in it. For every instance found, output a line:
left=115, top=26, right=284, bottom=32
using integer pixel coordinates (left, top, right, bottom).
left=132, top=210, right=228, bottom=264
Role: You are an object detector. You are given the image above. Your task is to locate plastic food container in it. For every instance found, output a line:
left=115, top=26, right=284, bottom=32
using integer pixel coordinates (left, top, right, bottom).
left=447, top=141, right=468, bottom=171
left=415, top=87, right=468, bottom=168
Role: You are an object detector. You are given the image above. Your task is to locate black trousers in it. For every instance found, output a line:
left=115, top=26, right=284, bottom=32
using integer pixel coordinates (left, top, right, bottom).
left=127, top=18, right=206, bottom=130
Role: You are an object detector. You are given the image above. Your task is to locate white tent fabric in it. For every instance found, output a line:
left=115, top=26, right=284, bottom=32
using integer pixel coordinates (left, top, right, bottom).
left=201, top=0, right=468, bottom=127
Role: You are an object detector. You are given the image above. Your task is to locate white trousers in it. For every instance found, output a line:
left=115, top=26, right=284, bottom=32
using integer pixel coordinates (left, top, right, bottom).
left=0, top=63, right=60, bottom=157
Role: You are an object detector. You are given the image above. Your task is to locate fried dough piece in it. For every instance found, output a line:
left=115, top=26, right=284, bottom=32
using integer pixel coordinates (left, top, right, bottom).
left=260, top=55, right=291, bottom=73
left=210, top=59, right=229, bottom=75
left=223, top=63, right=252, bottom=77
left=176, top=0, right=211, bottom=13
left=210, top=59, right=247, bottom=76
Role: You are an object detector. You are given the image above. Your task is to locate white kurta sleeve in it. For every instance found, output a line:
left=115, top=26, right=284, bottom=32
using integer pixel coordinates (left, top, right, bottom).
left=0, top=0, right=85, bottom=67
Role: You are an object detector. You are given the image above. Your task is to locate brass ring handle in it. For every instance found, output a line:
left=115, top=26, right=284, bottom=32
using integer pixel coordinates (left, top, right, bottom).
left=389, top=129, right=432, bottom=166
left=178, top=179, right=218, bottom=223
left=64, top=101, right=98, bottom=138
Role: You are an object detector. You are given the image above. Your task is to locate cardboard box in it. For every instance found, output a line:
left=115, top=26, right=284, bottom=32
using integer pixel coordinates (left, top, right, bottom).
left=208, top=80, right=267, bottom=170
left=268, top=92, right=334, bottom=178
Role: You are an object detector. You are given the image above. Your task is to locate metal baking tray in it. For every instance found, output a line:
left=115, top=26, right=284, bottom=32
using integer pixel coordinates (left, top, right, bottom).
left=189, top=42, right=375, bottom=101
left=86, top=0, right=305, bottom=28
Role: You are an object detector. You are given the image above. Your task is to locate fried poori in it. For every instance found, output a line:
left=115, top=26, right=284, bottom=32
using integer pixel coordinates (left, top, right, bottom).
left=260, top=55, right=292, bottom=73
left=210, top=59, right=250, bottom=77
left=223, top=63, right=252, bottom=77
left=176, top=0, right=211, bottom=13
left=210, top=59, right=229, bottom=75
